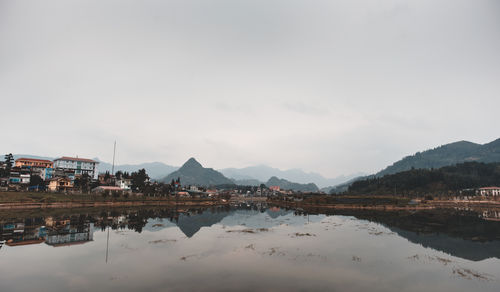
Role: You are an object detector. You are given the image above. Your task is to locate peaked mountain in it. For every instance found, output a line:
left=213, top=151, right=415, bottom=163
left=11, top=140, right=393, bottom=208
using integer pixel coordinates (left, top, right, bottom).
left=376, top=138, right=500, bottom=177
left=219, top=165, right=363, bottom=188
left=161, top=158, right=235, bottom=186
left=266, top=176, right=319, bottom=192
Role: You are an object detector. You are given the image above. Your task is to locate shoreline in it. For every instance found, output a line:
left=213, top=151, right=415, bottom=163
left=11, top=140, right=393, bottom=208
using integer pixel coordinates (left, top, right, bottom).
left=269, top=199, right=500, bottom=211
left=0, top=199, right=227, bottom=210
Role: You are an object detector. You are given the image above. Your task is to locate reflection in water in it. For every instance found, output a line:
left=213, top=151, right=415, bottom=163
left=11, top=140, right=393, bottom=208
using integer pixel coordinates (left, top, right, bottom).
left=292, top=207, right=500, bottom=261
left=2, top=205, right=500, bottom=259
left=0, top=205, right=500, bottom=292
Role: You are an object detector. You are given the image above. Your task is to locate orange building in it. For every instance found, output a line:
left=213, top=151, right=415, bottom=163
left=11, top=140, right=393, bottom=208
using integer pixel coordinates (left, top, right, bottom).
left=15, top=158, right=53, bottom=169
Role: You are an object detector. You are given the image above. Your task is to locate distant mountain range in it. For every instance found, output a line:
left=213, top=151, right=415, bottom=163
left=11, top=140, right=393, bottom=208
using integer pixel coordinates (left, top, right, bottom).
left=160, top=158, right=235, bottom=186
left=376, top=138, right=500, bottom=177
left=219, top=165, right=363, bottom=189
left=266, top=176, right=319, bottom=192
left=97, top=160, right=178, bottom=180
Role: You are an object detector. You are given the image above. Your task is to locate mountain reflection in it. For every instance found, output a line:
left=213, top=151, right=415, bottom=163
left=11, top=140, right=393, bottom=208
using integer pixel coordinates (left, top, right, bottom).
left=1, top=205, right=500, bottom=261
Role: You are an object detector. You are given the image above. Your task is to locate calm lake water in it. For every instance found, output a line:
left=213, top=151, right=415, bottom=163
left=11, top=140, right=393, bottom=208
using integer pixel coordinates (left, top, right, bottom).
left=1, top=205, right=500, bottom=291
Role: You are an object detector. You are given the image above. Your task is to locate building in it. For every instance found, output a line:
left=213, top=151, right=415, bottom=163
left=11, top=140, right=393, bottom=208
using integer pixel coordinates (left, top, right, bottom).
left=9, top=167, right=31, bottom=184
left=15, top=158, right=53, bottom=169
left=478, top=187, right=500, bottom=196
left=48, top=177, right=74, bottom=192
left=53, top=157, right=99, bottom=179
left=116, top=178, right=132, bottom=190
left=269, top=186, right=281, bottom=192
left=15, top=158, right=54, bottom=180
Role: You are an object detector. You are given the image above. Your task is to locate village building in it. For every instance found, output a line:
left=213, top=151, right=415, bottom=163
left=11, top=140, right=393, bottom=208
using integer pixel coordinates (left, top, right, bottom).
left=15, top=158, right=54, bottom=180
left=48, top=177, right=74, bottom=192
left=478, top=187, right=500, bottom=196
left=116, top=178, right=132, bottom=190
left=53, top=157, right=99, bottom=179
left=15, top=158, right=53, bottom=169
left=8, top=167, right=31, bottom=185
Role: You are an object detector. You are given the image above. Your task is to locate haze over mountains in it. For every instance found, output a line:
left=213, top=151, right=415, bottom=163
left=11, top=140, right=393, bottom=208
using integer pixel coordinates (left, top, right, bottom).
left=219, top=166, right=364, bottom=189
left=11, top=137, right=500, bottom=191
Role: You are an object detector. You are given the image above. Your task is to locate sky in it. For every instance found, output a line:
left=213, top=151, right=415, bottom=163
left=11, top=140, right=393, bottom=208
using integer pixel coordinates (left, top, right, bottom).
left=1, top=0, right=499, bottom=178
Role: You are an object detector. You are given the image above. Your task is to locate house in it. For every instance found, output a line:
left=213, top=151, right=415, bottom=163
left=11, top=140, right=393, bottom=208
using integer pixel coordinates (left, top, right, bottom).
left=53, top=157, right=99, bottom=179
left=478, top=187, right=500, bottom=196
left=115, top=178, right=132, bottom=190
left=48, top=177, right=74, bottom=192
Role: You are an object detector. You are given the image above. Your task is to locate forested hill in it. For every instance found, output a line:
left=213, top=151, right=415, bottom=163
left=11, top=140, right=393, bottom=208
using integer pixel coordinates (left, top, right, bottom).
left=348, top=162, right=500, bottom=196
left=377, top=138, right=500, bottom=177
left=266, top=176, right=319, bottom=192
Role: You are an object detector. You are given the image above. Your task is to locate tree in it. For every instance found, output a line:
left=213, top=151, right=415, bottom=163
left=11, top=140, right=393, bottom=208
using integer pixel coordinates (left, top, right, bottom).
left=4, top=153, right=14, bottom=169
left=74, top=173, right=92, bottom=193
left=131, top=168, right=149, bottom=192
left=29, top=175, right=44, bottom=187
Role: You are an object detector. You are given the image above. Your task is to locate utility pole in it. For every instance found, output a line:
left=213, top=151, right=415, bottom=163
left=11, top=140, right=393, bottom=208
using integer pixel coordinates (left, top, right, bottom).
left=111, top=141, right=116, bottom=176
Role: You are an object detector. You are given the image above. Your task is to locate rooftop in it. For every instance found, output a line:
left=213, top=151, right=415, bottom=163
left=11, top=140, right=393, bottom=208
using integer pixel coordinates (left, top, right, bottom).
left=16, top=158, right=53, bottom=163
left=54, top=156, right=98, bottom=163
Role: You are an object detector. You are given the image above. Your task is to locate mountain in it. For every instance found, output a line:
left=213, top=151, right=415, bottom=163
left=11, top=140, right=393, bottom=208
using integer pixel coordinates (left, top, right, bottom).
left=97, top=160, right=178, bottom=180
left=219, top=165, right=363, bottom=188
left=377, top=138, right=500, bottom=177
left=266, top=176, right=319, bottom=192
left=230, top=178, right=262, bottom=186
left=161, top=158, right=235, bottom=186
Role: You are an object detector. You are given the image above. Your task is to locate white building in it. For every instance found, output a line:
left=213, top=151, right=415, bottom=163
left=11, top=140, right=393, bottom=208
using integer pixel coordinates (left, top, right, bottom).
left=478, top=187, right=500, bottom=196
left=53, top=157, right=99, bottom=179
left=116, top=178, right=132, bottom=190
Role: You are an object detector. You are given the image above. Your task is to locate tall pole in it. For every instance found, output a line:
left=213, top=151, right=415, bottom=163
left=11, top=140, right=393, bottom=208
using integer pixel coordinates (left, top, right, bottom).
left=111, top=141, right=116, bottom=176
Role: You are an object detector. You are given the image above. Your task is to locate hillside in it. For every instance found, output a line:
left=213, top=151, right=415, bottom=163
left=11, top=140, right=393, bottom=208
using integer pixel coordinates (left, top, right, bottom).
left=349, top=162, right=500, bottom=196
left=377, top=138, right=500, bottom=177
left=161, top=158, right=235, bottom=186
left=266, top=176, right=319, bottom=192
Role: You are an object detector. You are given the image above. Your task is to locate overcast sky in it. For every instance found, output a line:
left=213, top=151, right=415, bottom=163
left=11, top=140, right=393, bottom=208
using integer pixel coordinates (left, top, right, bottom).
left=1, top=0, right=499, bottom=177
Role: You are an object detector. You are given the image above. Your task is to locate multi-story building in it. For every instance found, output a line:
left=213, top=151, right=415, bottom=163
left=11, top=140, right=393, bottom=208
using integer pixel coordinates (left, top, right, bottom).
left=15, top=158, right=54, bottom=180
left=53, top=157, right=99, bottom=179
left=9, top=167, right=31, bottom=184
left=15, top=158, right=53, bottom=169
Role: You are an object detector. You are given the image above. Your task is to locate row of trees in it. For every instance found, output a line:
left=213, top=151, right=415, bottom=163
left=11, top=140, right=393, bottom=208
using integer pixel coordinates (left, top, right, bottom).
left=347, top=162, right=500, bottom=197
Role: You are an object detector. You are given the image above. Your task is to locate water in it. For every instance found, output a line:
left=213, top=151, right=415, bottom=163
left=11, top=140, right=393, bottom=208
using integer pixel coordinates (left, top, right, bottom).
left=1, top=205, right=500, bottom=291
